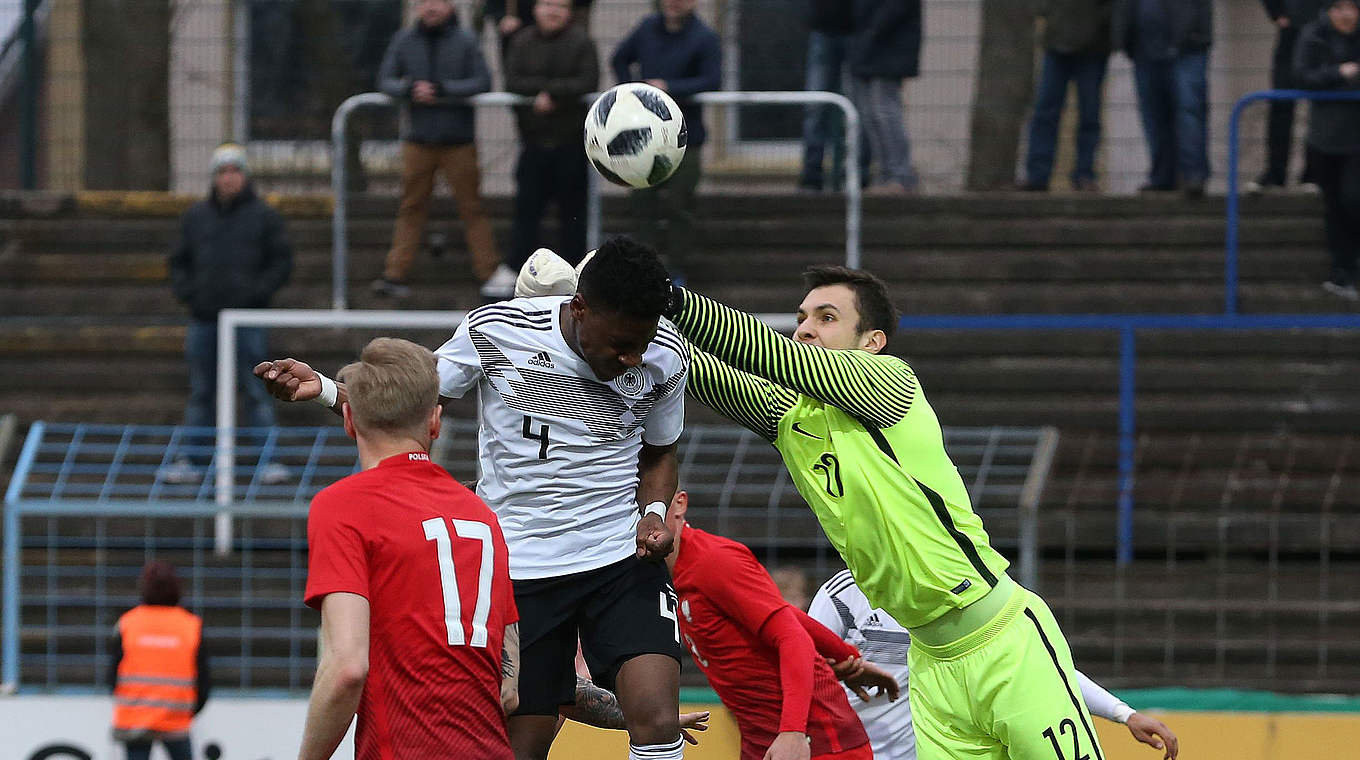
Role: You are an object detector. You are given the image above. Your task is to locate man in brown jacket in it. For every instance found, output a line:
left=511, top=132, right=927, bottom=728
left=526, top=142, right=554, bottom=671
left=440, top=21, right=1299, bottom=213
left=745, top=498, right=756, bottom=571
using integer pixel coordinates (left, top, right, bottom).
left=505, top=0, right=600, bottom=270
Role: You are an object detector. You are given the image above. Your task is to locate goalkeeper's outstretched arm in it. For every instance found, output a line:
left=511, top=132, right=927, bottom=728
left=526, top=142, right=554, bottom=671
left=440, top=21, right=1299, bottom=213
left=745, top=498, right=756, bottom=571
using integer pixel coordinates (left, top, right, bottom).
left=668, top=288, right=917, bottom=429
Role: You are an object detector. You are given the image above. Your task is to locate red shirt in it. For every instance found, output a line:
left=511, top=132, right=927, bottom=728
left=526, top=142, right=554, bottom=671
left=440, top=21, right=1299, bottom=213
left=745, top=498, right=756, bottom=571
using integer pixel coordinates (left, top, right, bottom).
left=671, top=526, right=868, bottom=760
left=305, top=452, right=517, bottom=760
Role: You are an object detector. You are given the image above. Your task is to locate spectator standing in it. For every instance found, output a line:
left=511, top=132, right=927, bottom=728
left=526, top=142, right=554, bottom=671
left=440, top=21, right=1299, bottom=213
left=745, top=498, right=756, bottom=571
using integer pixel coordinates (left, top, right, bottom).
left=374, top=0, right=515, bottom=301
left=1295, top=0, right=1360, bottom=299
left=110, top=562, right=211, bottom=760
left=848, top=0, right=922, bottom=195
left=611, top=0, right=722, bottom=283
left=1250, top=0, right=1329, bottom=193
left=505, top=0, right=599, bottom=270
left=1113, top=0, right=1213, bottom=197
left=490, top=0, right=595, bottom=43
left=800, top=0, right=858, bottom=193
left=1019, top=0, right=1114, bottom=192
left=162, top=143, right=292, bottom=485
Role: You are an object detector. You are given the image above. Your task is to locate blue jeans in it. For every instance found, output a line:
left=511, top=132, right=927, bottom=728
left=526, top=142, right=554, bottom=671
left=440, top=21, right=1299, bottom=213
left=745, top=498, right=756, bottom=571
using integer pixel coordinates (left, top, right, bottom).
left=801, top=30, right=867, bottom=190
left=851, top=76, right=917, bottom=189
left=1024, top=51, right=1109, bottom=187
left=1132, top=51, right=1209, bottom=188
left=184, top=320, right=276, bottom=461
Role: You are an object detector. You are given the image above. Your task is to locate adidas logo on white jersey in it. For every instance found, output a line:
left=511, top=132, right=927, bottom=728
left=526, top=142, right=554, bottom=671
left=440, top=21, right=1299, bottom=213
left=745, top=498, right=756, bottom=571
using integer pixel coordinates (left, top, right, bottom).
left=527, top=351, right=555, bottom=369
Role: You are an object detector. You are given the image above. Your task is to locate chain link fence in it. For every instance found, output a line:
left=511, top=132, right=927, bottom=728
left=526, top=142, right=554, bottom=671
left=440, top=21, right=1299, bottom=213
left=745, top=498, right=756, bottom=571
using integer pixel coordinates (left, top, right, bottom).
left=0, top=0, right=1288, bottom=195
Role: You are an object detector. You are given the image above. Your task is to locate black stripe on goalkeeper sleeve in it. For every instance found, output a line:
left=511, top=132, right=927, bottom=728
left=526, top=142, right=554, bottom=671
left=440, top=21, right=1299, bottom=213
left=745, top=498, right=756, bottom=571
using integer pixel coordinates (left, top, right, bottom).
left=671, top=289, right=917, bottom=428
left=687, top=345, right=796, bottom=443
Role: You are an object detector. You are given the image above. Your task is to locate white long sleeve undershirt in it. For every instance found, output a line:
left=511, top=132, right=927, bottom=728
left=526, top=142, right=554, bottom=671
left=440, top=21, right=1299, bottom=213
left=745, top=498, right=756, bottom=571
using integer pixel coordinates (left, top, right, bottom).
left=1076, top=669, right=1135, bottom=723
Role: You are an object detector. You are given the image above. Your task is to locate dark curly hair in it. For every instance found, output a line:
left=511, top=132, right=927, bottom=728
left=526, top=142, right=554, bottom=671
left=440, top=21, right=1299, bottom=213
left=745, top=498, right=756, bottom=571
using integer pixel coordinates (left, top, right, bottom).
left=576, top=236, right=673, bottom=319
left=802, top=265, right=898, bottom=339
left=139, top=560, right=183, bottom=606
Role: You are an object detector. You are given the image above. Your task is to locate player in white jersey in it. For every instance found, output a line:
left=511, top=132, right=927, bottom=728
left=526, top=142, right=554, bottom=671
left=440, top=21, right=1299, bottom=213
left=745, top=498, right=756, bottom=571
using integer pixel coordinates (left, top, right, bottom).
left=809, top=571, right=1181, bottom=760
left=255, top=237, right=690, bottom=760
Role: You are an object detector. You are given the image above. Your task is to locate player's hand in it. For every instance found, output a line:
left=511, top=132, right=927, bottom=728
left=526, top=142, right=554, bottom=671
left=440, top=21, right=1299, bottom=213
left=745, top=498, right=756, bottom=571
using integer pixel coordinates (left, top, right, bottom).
left=762, top=731, right=810, bottom=760
left=254, top=358, right=322, bottom=403
left=636, top=513, right=673, bottom=560
left=679, top=710, right=710, bottom=745
left=500, top=683, right=520, bottom=716
left=828, top=655, right=865, bottom=681
left=843, top=661, right=900, bottom=702
left=1126, top=712, right=1178, bottom=760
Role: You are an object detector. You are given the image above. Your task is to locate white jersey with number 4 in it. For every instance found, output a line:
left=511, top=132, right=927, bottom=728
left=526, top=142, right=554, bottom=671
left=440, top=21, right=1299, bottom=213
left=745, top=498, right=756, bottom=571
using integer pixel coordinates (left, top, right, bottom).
left=809, top=569, right=916, bottom=760
left=435, top=296, right=688, bottom=580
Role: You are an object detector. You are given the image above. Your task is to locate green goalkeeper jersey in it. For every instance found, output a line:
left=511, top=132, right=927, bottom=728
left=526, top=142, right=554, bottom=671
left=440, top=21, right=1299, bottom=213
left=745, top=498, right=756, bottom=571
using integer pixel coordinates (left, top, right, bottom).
left=672, top=289, right=1009, bottom=629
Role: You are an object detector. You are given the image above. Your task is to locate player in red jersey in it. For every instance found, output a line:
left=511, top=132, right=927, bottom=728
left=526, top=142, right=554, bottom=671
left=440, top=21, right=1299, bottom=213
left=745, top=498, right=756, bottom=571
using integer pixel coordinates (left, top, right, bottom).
left=297, top=338, right=519, bottom=760
left=663, top=489, right=899, bottom=760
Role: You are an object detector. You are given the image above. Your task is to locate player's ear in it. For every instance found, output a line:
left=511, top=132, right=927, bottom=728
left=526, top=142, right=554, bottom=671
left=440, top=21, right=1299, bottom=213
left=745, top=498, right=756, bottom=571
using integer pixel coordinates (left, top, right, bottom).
left=860, top=329, right=887, bottom=355
left=670, top=490, right=689, bottom=519
left=341, top=403, right=357, bottom=441
left=428, top=404, right=443, bottom=440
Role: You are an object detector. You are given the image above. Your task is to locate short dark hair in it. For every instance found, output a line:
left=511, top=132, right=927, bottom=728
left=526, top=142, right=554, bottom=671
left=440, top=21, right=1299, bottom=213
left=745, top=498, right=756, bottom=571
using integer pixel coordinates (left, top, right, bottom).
left=576, top=235, right=672, bottom=319
left=801, top=265, right=897, bottom=339
left=139, top=561, right=183, bottom=606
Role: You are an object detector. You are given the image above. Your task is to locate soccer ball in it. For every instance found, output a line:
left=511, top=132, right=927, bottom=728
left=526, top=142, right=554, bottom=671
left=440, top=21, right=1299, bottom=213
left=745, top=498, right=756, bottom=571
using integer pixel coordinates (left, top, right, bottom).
left=584, top=83, right=687, bottom=189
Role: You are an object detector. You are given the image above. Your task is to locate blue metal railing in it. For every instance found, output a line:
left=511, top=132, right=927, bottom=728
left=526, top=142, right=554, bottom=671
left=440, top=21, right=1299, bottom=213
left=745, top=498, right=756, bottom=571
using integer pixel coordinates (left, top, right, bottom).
left=1225, top=89, right=1360, bottom=314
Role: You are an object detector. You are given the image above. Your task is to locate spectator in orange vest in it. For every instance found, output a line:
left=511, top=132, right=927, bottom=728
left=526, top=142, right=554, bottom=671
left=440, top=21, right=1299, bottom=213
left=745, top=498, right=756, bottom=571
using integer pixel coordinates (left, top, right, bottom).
left=110, top=561, right=211, bottom=760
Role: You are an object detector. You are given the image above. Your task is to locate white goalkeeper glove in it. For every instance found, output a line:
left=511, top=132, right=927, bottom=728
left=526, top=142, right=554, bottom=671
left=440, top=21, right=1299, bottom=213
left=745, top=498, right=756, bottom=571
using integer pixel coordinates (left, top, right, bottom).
left=514, top=248, right=599, bottom=297
left=515, top=248, right=579, bottom=297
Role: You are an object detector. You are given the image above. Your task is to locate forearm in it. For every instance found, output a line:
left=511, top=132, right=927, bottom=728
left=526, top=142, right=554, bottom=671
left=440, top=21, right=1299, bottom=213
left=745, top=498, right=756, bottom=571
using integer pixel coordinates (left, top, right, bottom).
left=758, top=607, right=815, bottom=734
left=686, top=347, right=790, bottom=442
left=636, top=443, right=678, bottom=511
left=671, top=289, right=916, bottom=427
left=560, top=675, right=627, bottom=729
left=502, top=623, right=520, bottom=694
left=297, top=658, right=365, bottom=760
left=1076, top=669, right=1133, bottom=723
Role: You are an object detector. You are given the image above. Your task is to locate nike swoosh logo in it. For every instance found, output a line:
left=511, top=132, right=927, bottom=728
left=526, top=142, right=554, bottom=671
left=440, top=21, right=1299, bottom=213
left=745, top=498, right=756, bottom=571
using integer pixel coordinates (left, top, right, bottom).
left=791, top=422, right=822, bottom=439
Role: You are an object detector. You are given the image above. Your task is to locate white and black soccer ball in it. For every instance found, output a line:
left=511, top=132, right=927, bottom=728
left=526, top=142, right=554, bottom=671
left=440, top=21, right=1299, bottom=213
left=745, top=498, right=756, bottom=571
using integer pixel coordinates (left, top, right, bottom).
left=584, top=83, right=687, bottom=189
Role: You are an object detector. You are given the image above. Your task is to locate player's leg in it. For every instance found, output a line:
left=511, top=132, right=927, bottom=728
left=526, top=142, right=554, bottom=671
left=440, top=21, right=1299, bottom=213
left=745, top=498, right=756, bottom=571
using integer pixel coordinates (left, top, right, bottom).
left=508, top=575, right=586, bottom=760
left=162, top=737, right=193, bottom=760
left=907, top=647, right=1005, bottom=760
left=121, top=740, right=153, bottom=760
left=578, top=557, right=684, bottom=759
left=974, top=590, right=1105, bottom=760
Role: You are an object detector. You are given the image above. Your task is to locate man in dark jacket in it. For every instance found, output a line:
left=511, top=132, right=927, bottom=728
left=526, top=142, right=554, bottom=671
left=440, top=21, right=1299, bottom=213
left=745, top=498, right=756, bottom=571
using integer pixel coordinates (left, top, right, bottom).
left=1020, top=0, right=1113, bottom=191
left=1295, top=0, right=1360, bottom=298
left=799, top=0, right=862, bottom=193
left=611, top=0, right=722, bottom=282
left=164, top=143, right=292, bottom=482
left=1251, top=0, right=1329, bottom=191
left=374, top=0, right=513, bottom=301
left=505, top=0, right=599, bottom=270
left=1113, top=0, right=1213, bottom=196
left=848, top=0, right=922, bottom=194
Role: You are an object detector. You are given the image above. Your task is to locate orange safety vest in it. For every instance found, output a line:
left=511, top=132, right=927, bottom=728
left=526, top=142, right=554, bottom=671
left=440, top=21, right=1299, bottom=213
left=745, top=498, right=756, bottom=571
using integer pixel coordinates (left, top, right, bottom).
left=112, top=605, right=201, bottom=738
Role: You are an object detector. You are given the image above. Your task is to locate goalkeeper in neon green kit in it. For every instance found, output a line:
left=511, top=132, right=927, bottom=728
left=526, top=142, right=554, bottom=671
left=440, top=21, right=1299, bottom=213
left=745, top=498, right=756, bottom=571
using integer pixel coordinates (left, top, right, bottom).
left=665, top=266, right=1104, bottom=760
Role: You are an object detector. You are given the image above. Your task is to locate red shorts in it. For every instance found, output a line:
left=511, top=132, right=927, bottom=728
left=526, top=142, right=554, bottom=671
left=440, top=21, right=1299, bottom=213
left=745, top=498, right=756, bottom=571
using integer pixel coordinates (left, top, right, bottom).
left=815, top=742, right=873, bottom=760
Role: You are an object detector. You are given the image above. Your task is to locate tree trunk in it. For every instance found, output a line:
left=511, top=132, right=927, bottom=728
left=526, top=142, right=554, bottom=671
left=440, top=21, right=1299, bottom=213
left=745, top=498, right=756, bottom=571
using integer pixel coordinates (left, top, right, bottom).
left=966, top=0, right=1039, bottom=191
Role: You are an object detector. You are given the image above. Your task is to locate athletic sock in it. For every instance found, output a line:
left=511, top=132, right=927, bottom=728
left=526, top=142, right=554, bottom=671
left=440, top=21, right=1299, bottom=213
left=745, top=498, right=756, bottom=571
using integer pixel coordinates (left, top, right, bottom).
left=628, top=736, right=684, bottom=760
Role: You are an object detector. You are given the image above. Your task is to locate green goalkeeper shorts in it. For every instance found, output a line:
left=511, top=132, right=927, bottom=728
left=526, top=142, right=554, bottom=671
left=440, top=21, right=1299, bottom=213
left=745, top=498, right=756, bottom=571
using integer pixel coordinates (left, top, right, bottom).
left=907, top=582, right=1105, bottom=760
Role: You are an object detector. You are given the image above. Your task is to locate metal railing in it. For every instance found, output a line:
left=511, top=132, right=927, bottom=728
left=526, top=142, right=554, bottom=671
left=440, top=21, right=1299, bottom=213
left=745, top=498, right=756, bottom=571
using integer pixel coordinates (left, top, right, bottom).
left=897, top=313, right=1360, bottom=565
left=1224, top=89, right=1360, bottom=314
left=330, top=90, right=861, bottom=309
left=3, top=420, right=1054, bottom=691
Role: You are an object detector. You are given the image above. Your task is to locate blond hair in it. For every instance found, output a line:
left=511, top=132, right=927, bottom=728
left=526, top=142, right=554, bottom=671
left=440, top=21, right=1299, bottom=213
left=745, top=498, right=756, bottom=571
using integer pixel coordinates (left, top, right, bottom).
left=338, top=338, right=439, bottom=434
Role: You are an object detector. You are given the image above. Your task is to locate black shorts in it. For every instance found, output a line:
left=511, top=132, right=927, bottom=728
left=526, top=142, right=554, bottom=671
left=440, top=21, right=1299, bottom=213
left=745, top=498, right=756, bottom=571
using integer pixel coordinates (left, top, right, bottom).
left=511, top=555, right=683, bottom=716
